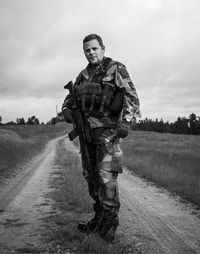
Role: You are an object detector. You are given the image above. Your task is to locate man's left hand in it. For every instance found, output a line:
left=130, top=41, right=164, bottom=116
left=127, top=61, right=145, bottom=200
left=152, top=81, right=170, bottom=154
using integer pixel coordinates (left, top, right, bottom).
left=117, top=120, right=131, bottom=138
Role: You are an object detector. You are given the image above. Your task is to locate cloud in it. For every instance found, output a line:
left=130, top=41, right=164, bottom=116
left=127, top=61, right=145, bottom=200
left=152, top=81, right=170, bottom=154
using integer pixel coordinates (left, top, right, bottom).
left=0, top=0, right=200, bottom=122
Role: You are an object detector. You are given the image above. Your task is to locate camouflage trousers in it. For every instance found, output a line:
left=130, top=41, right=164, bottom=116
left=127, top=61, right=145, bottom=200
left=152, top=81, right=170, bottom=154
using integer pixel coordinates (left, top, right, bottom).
left=81, top=128, right=123, bottom=216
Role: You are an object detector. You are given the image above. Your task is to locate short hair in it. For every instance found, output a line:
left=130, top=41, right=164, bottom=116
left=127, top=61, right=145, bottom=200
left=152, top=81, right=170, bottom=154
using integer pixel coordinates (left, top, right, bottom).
left=83, top=34, right=104, bottom=48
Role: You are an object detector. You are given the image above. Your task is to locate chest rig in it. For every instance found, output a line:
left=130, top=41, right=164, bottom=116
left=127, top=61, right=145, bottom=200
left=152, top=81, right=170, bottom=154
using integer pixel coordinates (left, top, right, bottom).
left=74, top=58, right=117, bottom=115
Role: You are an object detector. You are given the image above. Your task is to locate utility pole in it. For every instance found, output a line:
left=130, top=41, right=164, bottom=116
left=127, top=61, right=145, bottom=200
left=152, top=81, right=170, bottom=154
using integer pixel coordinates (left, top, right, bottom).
left=56, top=105, right=58, bottom=117
left=56, top=105, right=58, bottom=123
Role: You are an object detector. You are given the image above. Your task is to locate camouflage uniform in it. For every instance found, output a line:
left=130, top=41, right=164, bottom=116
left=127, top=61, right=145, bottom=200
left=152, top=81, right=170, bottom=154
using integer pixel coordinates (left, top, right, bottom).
left=62, top=57, right=140, bottom=237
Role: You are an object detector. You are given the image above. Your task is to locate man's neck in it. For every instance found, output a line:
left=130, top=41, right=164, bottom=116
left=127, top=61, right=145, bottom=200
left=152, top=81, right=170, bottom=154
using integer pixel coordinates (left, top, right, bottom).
left=88, top=57, right=105, bottom=69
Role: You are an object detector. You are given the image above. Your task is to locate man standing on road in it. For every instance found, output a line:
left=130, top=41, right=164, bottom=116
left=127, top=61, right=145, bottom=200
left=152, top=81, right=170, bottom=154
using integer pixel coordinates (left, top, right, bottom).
left=62, top=34, right=141, bottom=242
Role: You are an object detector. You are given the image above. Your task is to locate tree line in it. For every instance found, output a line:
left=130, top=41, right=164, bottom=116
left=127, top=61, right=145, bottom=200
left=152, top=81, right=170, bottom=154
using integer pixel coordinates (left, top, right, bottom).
left=136, top=113, right=200, bottom=135
left=0, top=116, right=40, bottom=125
left=0, top=114, right=63, bottom=125
left=0, top=113, right=199, bottom=135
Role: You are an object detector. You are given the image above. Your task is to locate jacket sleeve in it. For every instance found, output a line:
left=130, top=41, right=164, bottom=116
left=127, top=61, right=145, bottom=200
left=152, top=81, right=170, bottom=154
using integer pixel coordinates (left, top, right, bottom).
left=114, top=64, right=141, bottom=122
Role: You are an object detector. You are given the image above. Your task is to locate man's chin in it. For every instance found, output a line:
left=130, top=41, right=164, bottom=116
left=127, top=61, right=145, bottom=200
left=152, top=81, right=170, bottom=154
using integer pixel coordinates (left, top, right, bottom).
left=89, top=59, right=102, bottom=66
left=90, top=60, right=98, bottom=65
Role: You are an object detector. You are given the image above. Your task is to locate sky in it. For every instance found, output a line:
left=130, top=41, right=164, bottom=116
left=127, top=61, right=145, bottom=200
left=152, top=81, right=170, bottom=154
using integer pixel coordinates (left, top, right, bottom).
left=0, top=0, right=200, bottom=123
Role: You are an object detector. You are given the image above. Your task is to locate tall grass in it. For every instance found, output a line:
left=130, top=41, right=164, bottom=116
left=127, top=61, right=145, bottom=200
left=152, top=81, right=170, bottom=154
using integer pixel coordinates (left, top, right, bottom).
left=0, top=123, right=69, bottom=179
left=121, top=131, right=200, bottom=206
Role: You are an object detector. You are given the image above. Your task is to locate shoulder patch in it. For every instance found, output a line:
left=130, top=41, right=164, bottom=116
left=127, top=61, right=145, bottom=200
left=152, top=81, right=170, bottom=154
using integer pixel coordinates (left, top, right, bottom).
left=120, top=67, right=129, bottom=79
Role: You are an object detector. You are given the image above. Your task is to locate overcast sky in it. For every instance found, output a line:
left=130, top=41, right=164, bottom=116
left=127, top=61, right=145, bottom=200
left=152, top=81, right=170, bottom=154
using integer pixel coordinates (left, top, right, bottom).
left=0, top=0, right=200, bottom=123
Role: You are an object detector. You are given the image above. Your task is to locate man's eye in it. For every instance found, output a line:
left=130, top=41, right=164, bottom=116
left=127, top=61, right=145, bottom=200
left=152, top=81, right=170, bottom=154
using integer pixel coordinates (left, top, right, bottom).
left=92, top=48, right=98, bottom=51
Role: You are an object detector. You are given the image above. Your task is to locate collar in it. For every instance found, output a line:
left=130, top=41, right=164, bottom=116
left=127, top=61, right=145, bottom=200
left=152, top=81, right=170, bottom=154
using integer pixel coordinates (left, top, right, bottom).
left=81, top=57, right=112, bottom=79
left=80, top=67, right=89, bottom=80
left=80, top=57, right=108, bottom=80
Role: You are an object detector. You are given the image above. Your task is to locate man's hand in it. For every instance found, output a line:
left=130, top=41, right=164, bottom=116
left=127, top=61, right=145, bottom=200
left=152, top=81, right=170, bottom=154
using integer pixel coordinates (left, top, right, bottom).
left=62, top=107, right=74, bottom=123
left=117, top=120, right=131, bottom=138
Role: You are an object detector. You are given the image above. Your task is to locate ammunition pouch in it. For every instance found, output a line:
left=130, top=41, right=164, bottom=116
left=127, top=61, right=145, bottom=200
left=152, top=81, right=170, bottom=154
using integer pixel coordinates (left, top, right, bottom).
left=109, top=92, right=123, bottom=115
left=75, top=82, right=102, bottom=111
left=75, top=81, right=123, bottom=115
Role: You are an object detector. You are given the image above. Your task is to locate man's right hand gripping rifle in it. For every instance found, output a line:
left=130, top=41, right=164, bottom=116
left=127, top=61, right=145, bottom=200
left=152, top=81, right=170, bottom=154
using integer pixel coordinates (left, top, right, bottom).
left=62, top=81, right=92, bottom=170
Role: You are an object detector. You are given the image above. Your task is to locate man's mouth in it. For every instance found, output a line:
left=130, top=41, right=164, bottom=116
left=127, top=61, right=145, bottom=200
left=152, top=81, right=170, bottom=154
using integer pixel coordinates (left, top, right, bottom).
left=90, top=56, right=97, bottom=60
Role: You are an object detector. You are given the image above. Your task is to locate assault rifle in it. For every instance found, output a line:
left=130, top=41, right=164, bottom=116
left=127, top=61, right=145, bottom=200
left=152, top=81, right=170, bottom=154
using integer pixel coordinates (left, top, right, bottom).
left=64, top=81, right=92, bottom=171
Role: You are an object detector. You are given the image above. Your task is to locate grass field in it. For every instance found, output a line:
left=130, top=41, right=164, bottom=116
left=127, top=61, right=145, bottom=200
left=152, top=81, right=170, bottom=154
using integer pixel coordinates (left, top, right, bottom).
left=121, top=131, right=200, bottom=207
left=0, top=123, right=69, bottom=181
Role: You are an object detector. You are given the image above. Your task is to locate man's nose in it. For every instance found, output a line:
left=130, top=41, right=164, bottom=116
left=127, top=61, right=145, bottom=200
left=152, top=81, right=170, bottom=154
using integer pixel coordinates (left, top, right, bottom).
left=89, top=49, right=95, bottom=54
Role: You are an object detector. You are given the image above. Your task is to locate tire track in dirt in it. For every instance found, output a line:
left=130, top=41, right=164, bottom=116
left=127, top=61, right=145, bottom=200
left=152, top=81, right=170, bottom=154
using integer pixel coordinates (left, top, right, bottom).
left=119, top=170, right=200, bottom=254
left=0, top=136, right=65, bottom=254
left=0, top=139, right=55, bottom=211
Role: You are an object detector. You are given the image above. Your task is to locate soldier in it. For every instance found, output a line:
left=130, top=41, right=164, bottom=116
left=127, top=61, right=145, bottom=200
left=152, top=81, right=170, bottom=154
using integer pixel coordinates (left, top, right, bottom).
left=62, top=34, right=141, bottom=242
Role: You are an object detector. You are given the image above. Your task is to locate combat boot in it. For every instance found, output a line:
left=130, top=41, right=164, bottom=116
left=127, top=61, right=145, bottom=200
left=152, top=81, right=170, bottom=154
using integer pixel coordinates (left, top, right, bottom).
left=97, top=212, right=119, bottom=242
left=77, top=211, right=101, bottom=233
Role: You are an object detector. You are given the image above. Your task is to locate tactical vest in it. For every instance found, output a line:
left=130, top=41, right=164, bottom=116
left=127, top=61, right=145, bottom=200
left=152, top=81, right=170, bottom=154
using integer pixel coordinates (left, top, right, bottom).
left=74, top=58, right=123, bottom=116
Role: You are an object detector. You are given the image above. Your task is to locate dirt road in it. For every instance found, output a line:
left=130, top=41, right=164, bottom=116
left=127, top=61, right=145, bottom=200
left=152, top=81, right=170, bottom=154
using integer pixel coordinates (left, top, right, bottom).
left=0, top=136, right=199, bottom=253
left=119, top=171, right=200, bottom=254
left=0, top=136, right=64, bottom=253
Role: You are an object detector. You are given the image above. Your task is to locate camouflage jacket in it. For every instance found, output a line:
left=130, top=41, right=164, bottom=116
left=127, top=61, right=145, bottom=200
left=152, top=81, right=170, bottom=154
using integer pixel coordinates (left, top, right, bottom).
left=62, top=57, right=141, bottom=128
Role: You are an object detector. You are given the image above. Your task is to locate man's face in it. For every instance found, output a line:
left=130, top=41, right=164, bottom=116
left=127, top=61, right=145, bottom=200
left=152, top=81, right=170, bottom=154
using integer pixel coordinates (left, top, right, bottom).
left=83, top=39, right=105, bottom=65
